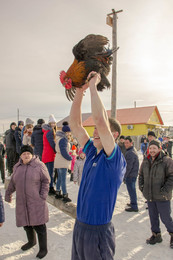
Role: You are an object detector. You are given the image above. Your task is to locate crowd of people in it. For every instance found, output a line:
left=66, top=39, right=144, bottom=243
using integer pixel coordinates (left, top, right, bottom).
left=0, top=72, right=173, bottom=259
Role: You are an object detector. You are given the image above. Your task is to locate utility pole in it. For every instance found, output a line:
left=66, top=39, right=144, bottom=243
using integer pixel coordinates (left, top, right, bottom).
left=17, top=108, right=19, bottom=122
left=106, top=9, right=123, bottom=118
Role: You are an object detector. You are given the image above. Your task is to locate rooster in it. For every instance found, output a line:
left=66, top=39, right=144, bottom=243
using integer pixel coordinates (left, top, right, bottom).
left=60, top=34, right=117, bottom=101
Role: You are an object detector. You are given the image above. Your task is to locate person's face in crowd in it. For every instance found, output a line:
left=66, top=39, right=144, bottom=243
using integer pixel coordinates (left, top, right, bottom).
left=79, top=152, right=85, bottom=159
left=27, top=127, right=33, bottom=133
left=66, top=132, right=72, bottom=141
left=73, top=139, right=78, bottom=145
left=11, top=125, right=16, bottom=130
left=20, top=152, right=33, bottom=164
left=124, top=139, right=133, bottom=149
left=144, top=139, right=147, bottom=143
left=19, top=124, right=24, bottom=130
left=149, top=145, right=161, bottom=159
left=93, top=127, right=103, bottom=151
left=50, top=122, right=56, bottom=128
left=148, top=135, right=155, bottom=142
left=120, top=138, right=125, bottom=144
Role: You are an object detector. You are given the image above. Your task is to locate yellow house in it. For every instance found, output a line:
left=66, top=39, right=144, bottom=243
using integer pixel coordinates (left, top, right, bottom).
left=57, top=106, right=164, bottom=138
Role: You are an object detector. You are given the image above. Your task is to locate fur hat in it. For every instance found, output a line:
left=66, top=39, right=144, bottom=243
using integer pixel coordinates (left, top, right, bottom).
left=148, top=131, right=156, bottom=137
left=37, top=119, right=45, bottom=125
left=20, top=145, right=33, bottom=155
left=62, top=121, right=71, bottom=132
left=48, top=114, right=56, bottom=123
left=149, top=139, right=161, bottom=148
left=25, top=118, right=34, bottom=125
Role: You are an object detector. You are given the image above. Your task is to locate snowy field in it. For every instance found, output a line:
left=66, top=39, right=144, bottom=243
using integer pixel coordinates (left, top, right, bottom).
left=0, top=152, right=173, bottom=260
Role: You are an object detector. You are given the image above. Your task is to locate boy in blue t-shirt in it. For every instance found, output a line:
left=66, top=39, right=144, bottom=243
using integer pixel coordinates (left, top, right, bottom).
left=70, top=71, right=126, bottom=260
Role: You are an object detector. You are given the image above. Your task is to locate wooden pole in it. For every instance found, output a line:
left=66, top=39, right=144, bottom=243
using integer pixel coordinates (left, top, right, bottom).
left=111, top=10, right=117, bottom=119
left=17, top=108, right=19, bottom=122
left=107, top=9, right=123, bottom=119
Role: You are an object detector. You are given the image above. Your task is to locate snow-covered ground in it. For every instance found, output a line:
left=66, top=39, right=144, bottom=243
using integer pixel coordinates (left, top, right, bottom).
left=0, top=152, right=173, bottom=260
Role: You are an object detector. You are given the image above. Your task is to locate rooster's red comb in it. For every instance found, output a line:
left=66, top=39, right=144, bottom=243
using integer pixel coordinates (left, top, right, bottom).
left=60, top=71, right=66, bottom=84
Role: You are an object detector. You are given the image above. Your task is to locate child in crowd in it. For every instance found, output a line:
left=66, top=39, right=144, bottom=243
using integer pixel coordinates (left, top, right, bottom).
left=73, top=148, right=86, bottom=186
left=22, top=124, right=33, bottom=146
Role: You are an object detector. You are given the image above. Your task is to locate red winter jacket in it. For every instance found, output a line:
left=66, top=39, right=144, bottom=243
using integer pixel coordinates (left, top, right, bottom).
left=42, top=124, right=56, bottom=163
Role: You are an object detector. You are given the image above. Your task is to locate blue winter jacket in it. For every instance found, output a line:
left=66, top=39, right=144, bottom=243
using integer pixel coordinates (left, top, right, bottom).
left=0, top=191, right=5, bottom=223
left=124, top=146, right=139, bottom=179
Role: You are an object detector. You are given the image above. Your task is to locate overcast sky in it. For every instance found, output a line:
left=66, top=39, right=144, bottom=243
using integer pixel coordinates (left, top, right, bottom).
left=1, top=0, right=173, bottom=132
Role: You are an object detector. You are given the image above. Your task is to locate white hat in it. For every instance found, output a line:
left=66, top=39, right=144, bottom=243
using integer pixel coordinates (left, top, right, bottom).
left=48, top=114, right=56, bottom=123
left=25, top=118, right=34, bottom=125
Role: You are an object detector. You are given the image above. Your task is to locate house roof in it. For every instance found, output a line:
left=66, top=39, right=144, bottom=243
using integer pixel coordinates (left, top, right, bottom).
left=57, top=113, right=91, bottom=128
left=57, top=106, right=164, bottom=127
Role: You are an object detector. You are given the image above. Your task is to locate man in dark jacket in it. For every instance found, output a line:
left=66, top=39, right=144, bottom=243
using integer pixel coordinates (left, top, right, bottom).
left=31, top=119, right=45, bottom=160
left=4, top=122, right=17, bottom=175
left=14, top=120, right=24, bottom=160
left=162, top=136, right=172, bottom=158
left=124, top=136, right=139, bottom=212
left=0, top=141, right=5, bottom=183
left=139, top=139, right=173, bottom=248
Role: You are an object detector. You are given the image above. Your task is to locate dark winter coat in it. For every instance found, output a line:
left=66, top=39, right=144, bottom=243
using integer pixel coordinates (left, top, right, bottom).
left=0, top=190, right=5, bottom=223
left=124, top=146, right=139, bottom=179
left=4, top=128, right=16, bottom=151
left=14, top=127, right=22, bottom=154
left=0, top=143, right=5, bottom=158
left=31, top=124, right=44, bottom=159
left=5, top=156, right=50, bottom=227
left=139, top=151, right=173, bottom=201
left=162, top=141, right=172, bottom=158
left=42, top=124, right=56, bottom=164
left=118, top=142, right=126, bottom=156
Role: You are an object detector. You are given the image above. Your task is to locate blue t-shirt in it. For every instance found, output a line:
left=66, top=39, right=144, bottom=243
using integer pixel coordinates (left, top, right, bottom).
left=77, top=139, right=126, bottom=225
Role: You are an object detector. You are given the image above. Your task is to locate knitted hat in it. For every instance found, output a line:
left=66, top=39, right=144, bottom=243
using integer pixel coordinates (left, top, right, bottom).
left=62, top=121, right=71, bottom=132
left=148, top=131, right=156, bottom=137
left=18, top=120, right=24, bottom=126
left=20, top=145, right=33, bottom=155
left=78, top=148, right=85, bottom=156
left=25, top=118, right=34, bottom=125
left=37, top=119, right=45, bottom=125
left=48, top=114, right=56, bottom=123
left=149, top=140, right=161, bottom=148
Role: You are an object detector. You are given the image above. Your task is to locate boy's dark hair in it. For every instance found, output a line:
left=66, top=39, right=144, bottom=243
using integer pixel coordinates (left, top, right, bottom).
left=125, top=136, right=133, bottom=143
left=108, top=118, right=121, bottom=140
left=120, top=135, right=125, bottom=139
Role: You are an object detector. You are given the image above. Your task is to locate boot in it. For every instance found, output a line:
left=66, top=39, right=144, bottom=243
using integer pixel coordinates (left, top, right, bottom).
left=62, top=193, right=72, bottom=203
left=21, top=226, right=36, bottom=251
left=48, top=186, right=56, bottom=195
left=55, top=190, right=63, bottom=199
left=70, top=173, right=73, bottom=181
left=146, top=232, right=162, bottom=245
left=35, top=225, right=48, bottom=259
left=169, top=233, right=173, bottom=249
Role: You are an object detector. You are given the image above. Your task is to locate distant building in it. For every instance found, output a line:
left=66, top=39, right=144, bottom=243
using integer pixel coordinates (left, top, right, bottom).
left=57, top=106, right=164, bottom=149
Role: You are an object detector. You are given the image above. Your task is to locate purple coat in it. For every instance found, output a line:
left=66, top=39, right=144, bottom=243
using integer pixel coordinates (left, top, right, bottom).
left=5, top=156, right=50, bottom=227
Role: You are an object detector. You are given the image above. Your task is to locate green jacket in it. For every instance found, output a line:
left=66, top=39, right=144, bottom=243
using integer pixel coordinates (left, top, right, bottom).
left=139, top=151, right=173, bottom=201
